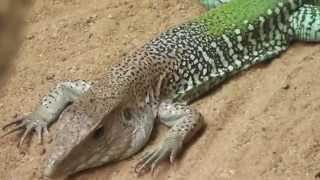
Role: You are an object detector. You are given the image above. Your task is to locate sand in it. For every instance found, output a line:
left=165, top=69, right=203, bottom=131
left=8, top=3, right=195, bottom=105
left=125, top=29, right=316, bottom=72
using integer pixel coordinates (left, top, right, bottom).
left=1, top=0, right=320, bottom=179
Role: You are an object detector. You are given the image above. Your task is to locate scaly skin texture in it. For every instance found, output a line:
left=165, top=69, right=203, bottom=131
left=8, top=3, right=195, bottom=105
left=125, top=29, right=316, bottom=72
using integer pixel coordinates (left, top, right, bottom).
left=200, top=0, right=282, bottom=35
left=200, top=0, right=230, bottom=9
left=1, top=0, right=320, bottom=178
left=290, top=5, right=320, bottom=41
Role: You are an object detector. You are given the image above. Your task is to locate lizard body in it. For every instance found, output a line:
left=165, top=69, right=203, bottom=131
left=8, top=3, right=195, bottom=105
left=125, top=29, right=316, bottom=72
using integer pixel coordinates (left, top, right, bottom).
left=2, top=0, right=320, bottom=178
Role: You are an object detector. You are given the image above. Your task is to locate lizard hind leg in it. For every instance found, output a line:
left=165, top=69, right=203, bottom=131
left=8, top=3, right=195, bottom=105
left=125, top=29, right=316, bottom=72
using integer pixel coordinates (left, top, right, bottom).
left=135, top=102, right=204, bottom=175
left=289, top=5, right=320, bottom=42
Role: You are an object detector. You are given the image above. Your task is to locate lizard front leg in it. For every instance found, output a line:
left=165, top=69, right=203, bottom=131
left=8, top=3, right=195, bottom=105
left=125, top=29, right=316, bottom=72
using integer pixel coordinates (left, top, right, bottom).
left=1, top=80, right=92, bottom=146
left=135, top=102, right=204, bottom=175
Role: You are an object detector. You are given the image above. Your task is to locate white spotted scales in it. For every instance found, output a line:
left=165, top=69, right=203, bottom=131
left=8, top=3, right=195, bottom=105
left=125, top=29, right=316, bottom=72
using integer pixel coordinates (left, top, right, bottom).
left=1, top=0, right=320, bottom=178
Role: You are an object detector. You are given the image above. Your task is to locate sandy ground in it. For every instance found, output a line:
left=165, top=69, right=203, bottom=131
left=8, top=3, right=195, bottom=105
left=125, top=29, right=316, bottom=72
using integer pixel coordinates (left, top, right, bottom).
left=1, top=0, right=320, bottom=180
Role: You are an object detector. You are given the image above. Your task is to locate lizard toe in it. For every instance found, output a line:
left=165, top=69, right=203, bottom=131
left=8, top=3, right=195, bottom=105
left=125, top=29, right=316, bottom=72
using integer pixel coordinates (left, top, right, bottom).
left=1, top=114, right=50, bottom=147
left=134, top=139, right=182, bottom=176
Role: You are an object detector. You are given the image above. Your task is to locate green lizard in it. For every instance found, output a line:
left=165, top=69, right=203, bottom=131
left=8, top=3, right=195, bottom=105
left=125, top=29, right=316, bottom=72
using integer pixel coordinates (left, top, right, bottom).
left=1, top=0, right=320, bottom=178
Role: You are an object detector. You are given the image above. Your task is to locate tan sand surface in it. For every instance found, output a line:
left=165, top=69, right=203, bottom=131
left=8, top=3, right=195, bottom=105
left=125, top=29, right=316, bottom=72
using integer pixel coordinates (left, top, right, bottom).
left=1, top=0, right=320, bottom=179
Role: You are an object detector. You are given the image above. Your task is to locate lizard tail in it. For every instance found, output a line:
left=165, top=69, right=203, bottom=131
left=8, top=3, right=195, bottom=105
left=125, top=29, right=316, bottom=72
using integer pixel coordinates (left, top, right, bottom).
left=304, top=0, right=320, bottom=6
left=290, top=5, right=320, bottom=42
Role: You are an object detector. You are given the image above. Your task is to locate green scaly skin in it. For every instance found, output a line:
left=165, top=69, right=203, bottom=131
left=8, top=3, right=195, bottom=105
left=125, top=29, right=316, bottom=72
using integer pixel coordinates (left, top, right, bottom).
left=200, top=0, right=283, bottom=35
left=165, top=0, right=320, bottom=102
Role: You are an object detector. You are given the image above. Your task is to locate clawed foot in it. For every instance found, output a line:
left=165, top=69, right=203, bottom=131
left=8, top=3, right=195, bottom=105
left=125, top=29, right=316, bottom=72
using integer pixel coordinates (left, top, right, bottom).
left=134, top=137, right=183, bottom=176
left=1, top=113, right=50, bottom=147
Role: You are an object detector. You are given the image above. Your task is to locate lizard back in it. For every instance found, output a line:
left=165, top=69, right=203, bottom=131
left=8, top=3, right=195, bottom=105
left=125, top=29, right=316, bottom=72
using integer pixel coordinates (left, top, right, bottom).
left=143, top=0, right=304, bottom=103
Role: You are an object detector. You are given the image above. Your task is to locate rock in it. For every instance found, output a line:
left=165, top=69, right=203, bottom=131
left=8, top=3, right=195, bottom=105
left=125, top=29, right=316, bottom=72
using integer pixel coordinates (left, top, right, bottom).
left=12, top=113, right=18, bottom=118
left=26, top=34, right=35, bottom=40
left=61, top=57, right=67, bottom=62
left=40, top=148, right=46, bottom=155
left=88, top=32, right=94, bottom=39
left=281, top=83, right=290, bottom=90
left=46, top=74, right=55, bottom=80
left=86, top=14, right=98, bottom=24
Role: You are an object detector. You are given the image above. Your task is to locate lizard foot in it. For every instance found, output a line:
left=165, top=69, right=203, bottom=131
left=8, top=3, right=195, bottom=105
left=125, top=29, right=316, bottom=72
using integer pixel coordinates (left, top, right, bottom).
left=1, top=113, right=50, bottom=147
left=134, top=136, right=183, bottom=175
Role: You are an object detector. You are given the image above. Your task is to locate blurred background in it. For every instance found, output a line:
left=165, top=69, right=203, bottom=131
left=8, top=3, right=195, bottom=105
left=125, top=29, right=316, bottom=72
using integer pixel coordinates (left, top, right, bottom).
left=0, top=0, right=30, bottom=88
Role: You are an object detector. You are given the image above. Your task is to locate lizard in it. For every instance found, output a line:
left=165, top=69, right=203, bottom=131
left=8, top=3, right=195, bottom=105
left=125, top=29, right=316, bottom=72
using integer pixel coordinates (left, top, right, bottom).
left=1, top=0, right=320, bottom=178
left=200, top=0, right=232, bottom=9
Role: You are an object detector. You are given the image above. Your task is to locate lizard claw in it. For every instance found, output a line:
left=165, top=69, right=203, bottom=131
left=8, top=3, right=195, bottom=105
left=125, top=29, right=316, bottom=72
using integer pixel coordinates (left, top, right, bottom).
left=134, top=138, right=182, bottom=176
left=1, top=114, right=50, bottom=147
